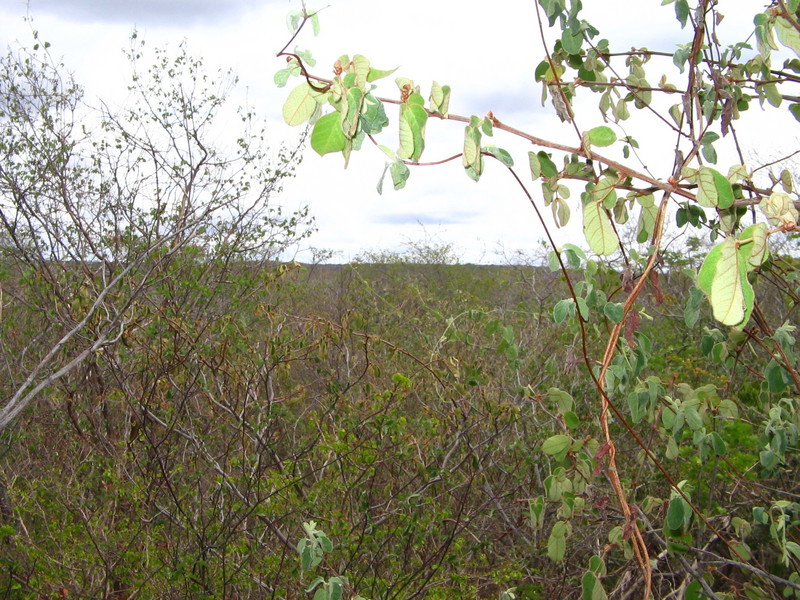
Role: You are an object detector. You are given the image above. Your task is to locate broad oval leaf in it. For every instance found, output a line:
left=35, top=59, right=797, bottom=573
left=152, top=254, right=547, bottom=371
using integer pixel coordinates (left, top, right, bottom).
left=542, top=434, right=572, bottom=456
left=283, top=82, right=324, bottom=126
left=583, top=196, right=619, bottom=255
left=400, top=102, right=428, bottom=161
left=696, top=166, right=734, bottom=209
left=547, top=521, right=568, bottom=561
left=699, top=237, right=753, bottom=327
left=666, top=496, right=688, bottom=532
left=585, top=125, right=617, bottom=147
left=310, top=112, right=346, bottom=156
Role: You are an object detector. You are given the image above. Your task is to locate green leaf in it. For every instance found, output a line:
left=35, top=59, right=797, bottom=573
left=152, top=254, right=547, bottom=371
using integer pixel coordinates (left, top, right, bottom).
left=537, top=151, right=558, bottom=177
left=542, top=434, right=572, bottom=457
left=429, top=80, right=451, bottom=116
left=666, top=496, right=688, bottom=532
left=738, top=223, right=769, bottom=271
left=528, top=151, right=542, bottom=179
left=786, top=541, right=800, bottom=560
left=696, top=167, right=734, bottom=208
left=548, top=521, right=568, bottom=561
left=765, top=359, right=789, bottom=394
left=484, top=145, right=514, bottom=167
left=286, top=11, right=302, bottom=33
left=553, top=298, right=575, bottom=323
left=463, top=117, right=483, bottom=181
left=399, top=94, right=428, bottom=161
left=591, top=177, right=618, bottom=208
left=283, top=82, right=325, bottom=126
left=549, top=387, right=575, bottom=414
left=636, top=194, right=657, bottom=243
left=366, top=65, right=398, bottom=82
left=389, top=160, right=410, bottom=190
left=585, top=126, right=616, bottom=147
left=563, top=411, right=580, bottom=429
left=589, top=555, right=605, bottom=576
left=684, top=286, right=704, bottom=327
left=310, top=112, right=346, bottom=156
left=329, top=580, right=343, bottom=600
left=730, top=541, right=752, bottom=562
left=562, top=28, right=583, bottom=55
left=761, top=192, right=799, bottom=227
left=698, top=237, right=753, bottom=327
left=776, top=16, right=800, bottom=58
left=341, top=87, right=364, bottom=138
left=674, top=0, right=689, bottom=27
left=319, top=533, right=333, bottom=553
left=529, top=496, right=546, bottom=529
left=554, top=197, right=571, bottom=227
left=582, top=571, right=608, bottom=600
left=684, top=580, right=704, bottom=600
left=361, top=93, right=389, bottom=135
left=603, top=302, right=624, bottom=323
left=301, top=545, right=314, bottom=571
left=709, top=431, right=727, bottom=455
left=583, top=195, right=619, bottom=255
left=274, top=64, right=299, bottom=87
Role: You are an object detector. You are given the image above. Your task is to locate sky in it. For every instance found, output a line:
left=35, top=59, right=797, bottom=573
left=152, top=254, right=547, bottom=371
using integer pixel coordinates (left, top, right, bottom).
left=0, top=0, right=796, bottom=263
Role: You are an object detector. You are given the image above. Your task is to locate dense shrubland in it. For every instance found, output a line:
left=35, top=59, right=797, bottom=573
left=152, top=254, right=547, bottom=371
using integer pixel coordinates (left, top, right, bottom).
left=3, top=246, right=746, bottom=599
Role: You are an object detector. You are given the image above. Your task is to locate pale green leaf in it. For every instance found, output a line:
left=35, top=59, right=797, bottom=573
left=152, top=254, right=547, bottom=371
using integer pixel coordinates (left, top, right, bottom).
left=528, top=151, right=542, bottom=179
left=582, top=571, right=608, bottom=600
left=707, top=237, right=750, bottom=326
left=761, top=191, right=799, bottom=227
left=547, top=521, right=568, bottom=561
left=738, top=223, right=769, bottom=270
left=398, top=112, right=414, bottom=160
left=554, top=197, right=571, bottom=227
left=283, top=82, right=324, bottom=126
left=603, top=302, right=624, bottom=323
left=367, top=65, right=398, bottom=82
left=585, top=125, right=617, bottom=147
left=399, top=101, right=428, bottom=162
left=590, top=177, right=617, bottom=208
left=529, top=496, right=546, bottom=529
left=463, top=119, right=483, bottom=181
left=697, top=241, right=724, bottom=295
left=583, top=196, right=619, bottom=255
left=542, top=434, right=572, bottom=456
left=350, top=54, right=371, bottom=86
left=429, top=81, right=451, bottom=116
left=341, top=87, right=364, bottom=138
left=776, top=17, right=800, bottom=58
left=696, top=167, right=734, bottom=208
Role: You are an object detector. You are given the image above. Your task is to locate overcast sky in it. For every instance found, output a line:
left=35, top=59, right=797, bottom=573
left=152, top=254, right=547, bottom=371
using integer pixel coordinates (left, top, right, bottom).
left=0, top=0, right=794, bottom=263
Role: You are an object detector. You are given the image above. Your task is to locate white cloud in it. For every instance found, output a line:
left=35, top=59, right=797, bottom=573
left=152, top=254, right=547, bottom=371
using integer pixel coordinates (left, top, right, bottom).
left=0, top=0, right=795, bottom=264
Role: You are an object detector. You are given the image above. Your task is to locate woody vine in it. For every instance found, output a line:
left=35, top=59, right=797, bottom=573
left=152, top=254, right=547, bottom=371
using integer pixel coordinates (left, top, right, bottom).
left=277, top=1, right=800, bottom=598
